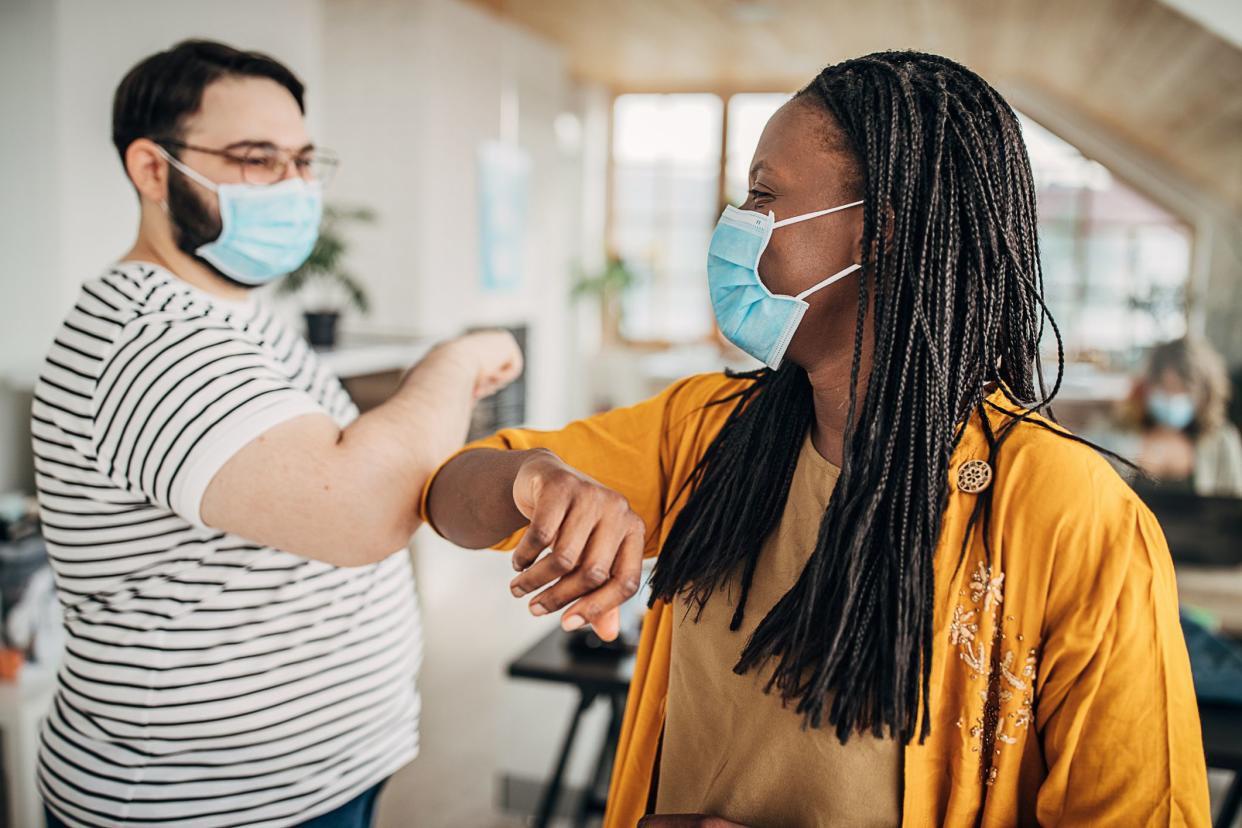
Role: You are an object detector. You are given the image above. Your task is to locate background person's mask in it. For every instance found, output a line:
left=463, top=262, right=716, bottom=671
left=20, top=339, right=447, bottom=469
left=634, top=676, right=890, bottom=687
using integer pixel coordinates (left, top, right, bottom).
left=159, top=147, right=322, bottom=286
left=707, top=200, right=863, bottom=369
left=1147, top=391, right=1196, bottom=430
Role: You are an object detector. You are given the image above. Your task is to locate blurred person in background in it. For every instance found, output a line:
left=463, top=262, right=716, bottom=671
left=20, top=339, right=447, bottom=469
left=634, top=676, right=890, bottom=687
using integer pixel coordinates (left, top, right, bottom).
left=1128, top=336, right=1242, bottom=497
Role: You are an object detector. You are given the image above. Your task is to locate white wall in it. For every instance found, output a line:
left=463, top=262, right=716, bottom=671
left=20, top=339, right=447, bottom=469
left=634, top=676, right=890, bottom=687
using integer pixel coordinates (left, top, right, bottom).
left=0, top=0, right=59, bottom=385
left=321, top=0, right=579, bottom=428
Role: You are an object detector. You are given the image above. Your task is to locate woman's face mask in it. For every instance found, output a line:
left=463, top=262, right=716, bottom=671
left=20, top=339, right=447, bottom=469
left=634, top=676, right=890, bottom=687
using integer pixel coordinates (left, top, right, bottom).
left=1147, top=391, right=1196, bottom=431
left=706, top=200, right=863, bottom=369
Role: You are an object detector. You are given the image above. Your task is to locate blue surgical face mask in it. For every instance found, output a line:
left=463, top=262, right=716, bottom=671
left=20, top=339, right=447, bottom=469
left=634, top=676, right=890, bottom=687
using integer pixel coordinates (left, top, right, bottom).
left=158, top=147, right=323, bottom=286
left=707, top=200, right=864, bottom=369
left=1147, top=391, right=1196, bottom=430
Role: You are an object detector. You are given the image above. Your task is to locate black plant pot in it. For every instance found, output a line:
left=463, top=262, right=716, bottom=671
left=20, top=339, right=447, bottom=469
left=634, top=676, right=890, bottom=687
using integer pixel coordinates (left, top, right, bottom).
left=304, top=311, right=340, bottom=348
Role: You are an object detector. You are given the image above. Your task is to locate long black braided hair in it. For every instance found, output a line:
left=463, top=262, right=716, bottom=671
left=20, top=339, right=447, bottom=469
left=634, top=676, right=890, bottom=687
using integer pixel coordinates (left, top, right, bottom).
left=648, top=51, right=1125, bottom=744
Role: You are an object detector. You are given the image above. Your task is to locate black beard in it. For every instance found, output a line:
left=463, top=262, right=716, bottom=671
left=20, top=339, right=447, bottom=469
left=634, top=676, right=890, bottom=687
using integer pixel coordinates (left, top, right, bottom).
left=166, top=170, right=254, bottom=290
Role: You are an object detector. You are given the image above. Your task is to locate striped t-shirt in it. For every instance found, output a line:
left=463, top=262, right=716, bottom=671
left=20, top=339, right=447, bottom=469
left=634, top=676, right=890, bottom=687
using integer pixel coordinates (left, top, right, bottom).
left=31, top=262, right=422, bottom=828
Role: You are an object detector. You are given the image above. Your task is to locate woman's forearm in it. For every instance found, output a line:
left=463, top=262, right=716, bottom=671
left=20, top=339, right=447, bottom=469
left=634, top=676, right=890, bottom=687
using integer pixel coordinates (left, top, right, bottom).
left=426, top=447, right=546, bottom=548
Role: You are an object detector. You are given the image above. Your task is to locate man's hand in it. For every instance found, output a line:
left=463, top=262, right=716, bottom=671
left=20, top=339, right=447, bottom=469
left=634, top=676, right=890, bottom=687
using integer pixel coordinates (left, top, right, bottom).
left=437, top=330, right=524, bottom=400
left=507, top=450, right=645, bottom=641
left=638, top=816, right=749, bottom=827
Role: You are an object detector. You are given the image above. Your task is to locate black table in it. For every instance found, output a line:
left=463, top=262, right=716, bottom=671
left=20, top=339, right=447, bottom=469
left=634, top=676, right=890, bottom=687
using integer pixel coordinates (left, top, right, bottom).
left=507, top=628, right=636, bottom=828
left=1202, top=701, right=1242, bottom=828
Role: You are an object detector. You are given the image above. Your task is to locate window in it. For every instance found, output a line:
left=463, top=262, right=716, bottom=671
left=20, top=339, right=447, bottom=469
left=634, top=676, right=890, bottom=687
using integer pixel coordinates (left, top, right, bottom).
left=611, top=94, right=722, bottom=343
left=1020, top=114, right=1192, bottom=367
left=610, top=92, right=792, bottom=343
left=724, top=93, right=791, bottom=206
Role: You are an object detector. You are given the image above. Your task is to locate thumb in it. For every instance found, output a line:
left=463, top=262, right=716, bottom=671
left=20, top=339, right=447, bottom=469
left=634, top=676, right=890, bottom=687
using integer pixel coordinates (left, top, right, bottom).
left=586, top=607, right=621, bottom=642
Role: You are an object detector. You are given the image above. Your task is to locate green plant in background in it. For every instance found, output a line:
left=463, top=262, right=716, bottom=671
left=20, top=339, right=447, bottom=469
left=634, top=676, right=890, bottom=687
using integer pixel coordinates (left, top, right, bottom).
left=572, top=254, right=637, bottom=344
left=278, top=204, right=375, bottom=314
left=572, top=254, right=637, bottom=302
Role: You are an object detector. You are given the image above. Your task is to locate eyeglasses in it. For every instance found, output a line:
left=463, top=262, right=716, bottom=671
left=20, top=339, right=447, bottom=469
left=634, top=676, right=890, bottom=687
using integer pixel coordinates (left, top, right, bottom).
left=156, top=139, right=340, bottom=187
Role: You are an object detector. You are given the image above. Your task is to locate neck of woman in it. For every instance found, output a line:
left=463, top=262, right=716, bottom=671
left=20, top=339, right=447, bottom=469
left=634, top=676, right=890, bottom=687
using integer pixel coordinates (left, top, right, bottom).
left=804, top=340, right=873, bottom=468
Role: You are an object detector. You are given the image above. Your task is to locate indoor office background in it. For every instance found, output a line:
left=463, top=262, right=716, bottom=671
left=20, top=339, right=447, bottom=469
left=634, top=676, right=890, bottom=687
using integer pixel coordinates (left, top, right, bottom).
left=0, top=1, right=1240, bottom=827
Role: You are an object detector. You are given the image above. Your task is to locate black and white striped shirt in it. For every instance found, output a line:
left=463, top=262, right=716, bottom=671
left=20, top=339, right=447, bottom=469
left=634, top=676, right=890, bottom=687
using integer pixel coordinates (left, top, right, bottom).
left=32, top=262, right=421, bottom=828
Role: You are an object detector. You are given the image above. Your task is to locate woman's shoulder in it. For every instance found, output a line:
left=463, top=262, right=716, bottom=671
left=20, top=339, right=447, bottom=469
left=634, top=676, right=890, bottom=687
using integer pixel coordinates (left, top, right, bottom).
left=660, top=370, right=757, bottom=413
left=650, top=371, right=757, bottom=459
left=983, top=407, right=1167, bottom=591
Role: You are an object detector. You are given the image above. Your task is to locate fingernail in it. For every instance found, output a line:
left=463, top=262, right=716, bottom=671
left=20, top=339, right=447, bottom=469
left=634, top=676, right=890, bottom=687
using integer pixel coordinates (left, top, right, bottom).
left=562, top=615, right=585, bottom=631
left=510, top=584, right=526, bottom=598
left=512, top=558, right=523, bottom=571
left=530, top=603, right=548, bottom=617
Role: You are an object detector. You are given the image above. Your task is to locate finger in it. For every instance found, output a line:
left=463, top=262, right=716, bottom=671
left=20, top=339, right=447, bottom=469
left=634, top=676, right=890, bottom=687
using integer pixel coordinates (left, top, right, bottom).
left=510, top=498, right=597, bottom=602
left=561, top=524, right=644, bottom=641
left=510, top=486, right=570, bottom=572
left=579, top=607, right=621, bottom=642
left=522, top=515, right=625, bottom=615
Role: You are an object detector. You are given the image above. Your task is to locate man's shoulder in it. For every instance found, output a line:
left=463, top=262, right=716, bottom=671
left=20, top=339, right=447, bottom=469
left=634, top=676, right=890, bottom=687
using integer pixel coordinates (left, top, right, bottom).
left=45, top=263, right=262, bottom=388
left=74, top=262, right=249, bottom=340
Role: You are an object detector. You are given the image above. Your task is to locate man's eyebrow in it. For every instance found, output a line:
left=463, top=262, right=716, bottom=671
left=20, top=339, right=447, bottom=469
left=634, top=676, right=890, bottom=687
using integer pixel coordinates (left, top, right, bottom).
left=222, top=140, right=316, bottom=152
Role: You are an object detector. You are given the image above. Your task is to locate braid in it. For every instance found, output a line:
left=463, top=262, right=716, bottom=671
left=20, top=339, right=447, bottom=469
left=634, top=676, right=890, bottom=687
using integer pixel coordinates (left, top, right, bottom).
left=649, top=51, right=1122, bottom=744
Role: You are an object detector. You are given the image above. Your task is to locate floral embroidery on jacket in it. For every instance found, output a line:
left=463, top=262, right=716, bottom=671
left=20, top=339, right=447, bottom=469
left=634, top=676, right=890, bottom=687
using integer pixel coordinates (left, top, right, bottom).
left=951, top=561, right=1039, bottom=785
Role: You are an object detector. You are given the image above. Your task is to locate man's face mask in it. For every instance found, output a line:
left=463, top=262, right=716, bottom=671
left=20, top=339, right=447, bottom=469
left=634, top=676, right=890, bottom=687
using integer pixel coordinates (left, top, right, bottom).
left=707, top=200, right=864, bottom=369
left=159, top=147, right=322, bottom=287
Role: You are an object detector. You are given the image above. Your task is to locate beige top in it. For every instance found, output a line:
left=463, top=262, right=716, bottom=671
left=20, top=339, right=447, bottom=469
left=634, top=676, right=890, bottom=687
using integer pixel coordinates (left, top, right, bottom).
left=656, top=434, right=902, bottom=828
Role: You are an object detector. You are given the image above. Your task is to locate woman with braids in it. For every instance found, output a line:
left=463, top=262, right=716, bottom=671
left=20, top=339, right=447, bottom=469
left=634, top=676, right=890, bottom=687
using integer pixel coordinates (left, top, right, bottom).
left=424, top=52, right=1209, bottom=826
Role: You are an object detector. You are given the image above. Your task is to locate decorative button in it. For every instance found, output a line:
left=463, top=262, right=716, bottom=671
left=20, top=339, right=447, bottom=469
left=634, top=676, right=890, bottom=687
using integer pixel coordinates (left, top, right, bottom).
left=957, top=459, right=993, bottom=494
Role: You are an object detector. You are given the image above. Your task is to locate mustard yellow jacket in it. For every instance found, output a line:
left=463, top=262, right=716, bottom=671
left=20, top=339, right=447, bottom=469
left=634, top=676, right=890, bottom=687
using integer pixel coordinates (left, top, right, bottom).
left=433, top=373, right=1209, bottom=827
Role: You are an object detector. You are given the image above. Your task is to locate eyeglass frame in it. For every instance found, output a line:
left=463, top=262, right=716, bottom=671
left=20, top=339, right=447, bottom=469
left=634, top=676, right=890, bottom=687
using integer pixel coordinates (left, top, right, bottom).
left=153, top=138, right=340, bottom=186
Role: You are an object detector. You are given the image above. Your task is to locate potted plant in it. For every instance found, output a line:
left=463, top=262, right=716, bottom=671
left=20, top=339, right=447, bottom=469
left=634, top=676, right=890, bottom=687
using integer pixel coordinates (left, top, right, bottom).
left=572, top=254, right=637, bottom=345
left=279, top=204, right=375, bottom=348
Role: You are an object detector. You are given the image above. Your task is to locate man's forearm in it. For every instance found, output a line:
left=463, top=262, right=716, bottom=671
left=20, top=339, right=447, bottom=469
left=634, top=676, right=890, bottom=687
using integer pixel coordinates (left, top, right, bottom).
left=335, top=344, right=482, bottom=543
left=201, top=333, right=521, bottom=566
left=427, top=447, right=545, bottom=548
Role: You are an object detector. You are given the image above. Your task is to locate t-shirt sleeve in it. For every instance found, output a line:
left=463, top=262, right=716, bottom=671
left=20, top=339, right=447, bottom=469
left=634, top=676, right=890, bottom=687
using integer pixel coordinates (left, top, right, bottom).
left=419, top=373, right=741, bottom=554
left=90, top=317, right=325, bottom=526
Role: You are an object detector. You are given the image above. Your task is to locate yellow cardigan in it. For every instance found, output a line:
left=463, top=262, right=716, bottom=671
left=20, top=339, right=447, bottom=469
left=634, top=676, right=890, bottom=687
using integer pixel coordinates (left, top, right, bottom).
left=429, top=373, right=1209, bottom=827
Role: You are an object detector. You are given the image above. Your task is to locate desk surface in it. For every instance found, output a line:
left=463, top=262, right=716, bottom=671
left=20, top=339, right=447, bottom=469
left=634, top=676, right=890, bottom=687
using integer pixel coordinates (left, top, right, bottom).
left=1201, top=701, right=1242, bottom=770
left=508, top=629, right=635, bottom=695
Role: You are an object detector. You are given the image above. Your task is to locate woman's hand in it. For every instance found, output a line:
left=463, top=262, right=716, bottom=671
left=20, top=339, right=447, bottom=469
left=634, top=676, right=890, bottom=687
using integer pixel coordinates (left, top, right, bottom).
left=507, top=449, right=645, bottom=641
left=638, top=816, right=750, bottom=827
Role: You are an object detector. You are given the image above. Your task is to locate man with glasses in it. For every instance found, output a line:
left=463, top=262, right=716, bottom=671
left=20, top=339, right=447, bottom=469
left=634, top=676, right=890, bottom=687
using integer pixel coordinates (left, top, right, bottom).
left=30, top=40, right=526, bottom=827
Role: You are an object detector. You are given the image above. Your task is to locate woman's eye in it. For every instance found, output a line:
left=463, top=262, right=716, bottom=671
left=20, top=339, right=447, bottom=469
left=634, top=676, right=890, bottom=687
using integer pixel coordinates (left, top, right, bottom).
left=749, top=189, right=771, bottom=200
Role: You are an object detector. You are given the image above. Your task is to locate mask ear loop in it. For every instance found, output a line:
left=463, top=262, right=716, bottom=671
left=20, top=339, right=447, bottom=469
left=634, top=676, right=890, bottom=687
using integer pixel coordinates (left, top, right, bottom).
left=155, top=145, right=220, bottom=193
left=772, top=199, right=864, bottom=229
left=795, top=263, right=862, bottom=300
